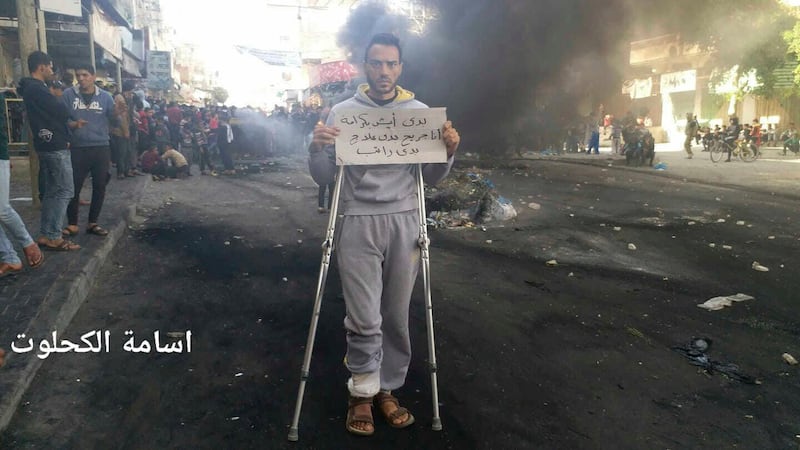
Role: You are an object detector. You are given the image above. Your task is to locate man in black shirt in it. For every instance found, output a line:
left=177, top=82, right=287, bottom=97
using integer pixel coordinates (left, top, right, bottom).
left=17, top=51, right=80, bottom=251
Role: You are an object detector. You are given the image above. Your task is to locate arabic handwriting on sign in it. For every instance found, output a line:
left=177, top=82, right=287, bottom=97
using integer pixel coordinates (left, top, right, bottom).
left=401, top=117, right=428, bottom=127
left=339, top=113, right=371, bottom=129
left=372, top=113, right=397, bottom=128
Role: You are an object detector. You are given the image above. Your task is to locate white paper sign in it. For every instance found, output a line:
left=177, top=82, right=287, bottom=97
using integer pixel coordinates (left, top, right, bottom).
left=333, top=107, right=448, bottom=166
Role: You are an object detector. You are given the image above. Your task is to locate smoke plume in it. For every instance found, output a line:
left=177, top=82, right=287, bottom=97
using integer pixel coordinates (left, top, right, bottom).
left=338, top=0, right=631, bottom=154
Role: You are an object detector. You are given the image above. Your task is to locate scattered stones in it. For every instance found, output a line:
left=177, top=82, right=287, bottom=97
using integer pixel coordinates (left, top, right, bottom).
left=613, top=227, right=622, bottom=232
left=546, top=259, right=558, bottom=267
left=782, top=353, right=798, bottom=365
left=751, top=262, right=769, bottom=272
left=627, top=243, right=637, bottom=251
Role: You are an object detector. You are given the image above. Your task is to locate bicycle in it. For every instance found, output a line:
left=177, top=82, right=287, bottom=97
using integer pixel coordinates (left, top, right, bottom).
left=710, top=139, right=758, bottom=163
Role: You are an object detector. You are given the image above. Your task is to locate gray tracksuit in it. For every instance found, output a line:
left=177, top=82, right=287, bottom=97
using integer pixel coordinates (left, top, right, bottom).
left=308, top=84, right=454, bottom=394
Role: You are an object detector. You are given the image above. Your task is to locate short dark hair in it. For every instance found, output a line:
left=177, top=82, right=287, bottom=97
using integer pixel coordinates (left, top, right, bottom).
left=364, top=33, right=402, bottom=63
left=27, top=51, right=52, bottom=74
left=75, top=63, right=95, bottom=75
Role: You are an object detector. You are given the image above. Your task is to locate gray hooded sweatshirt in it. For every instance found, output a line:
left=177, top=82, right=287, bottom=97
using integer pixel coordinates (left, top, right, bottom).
left=308, top=84, right=454, bottom=216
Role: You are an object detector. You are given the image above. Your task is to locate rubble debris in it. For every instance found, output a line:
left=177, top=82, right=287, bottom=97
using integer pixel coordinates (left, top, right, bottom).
left=426, top=172, right=517, bottom=229
left=782, top=353, right=798, bottom=365
left=697, top=293, right=754, bottom=311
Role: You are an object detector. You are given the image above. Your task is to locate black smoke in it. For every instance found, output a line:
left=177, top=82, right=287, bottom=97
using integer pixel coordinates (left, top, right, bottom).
left=337, top=1, right=632, bottom=155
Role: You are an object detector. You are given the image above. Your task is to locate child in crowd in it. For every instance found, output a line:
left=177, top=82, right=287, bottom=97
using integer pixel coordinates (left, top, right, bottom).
left=150, top=144, right=189, bottom=180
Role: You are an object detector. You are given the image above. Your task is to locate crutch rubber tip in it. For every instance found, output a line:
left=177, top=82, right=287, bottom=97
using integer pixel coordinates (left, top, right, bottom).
left=287, top=428, right=299, bottom=441
left=432, top=418, right=443, bottom=431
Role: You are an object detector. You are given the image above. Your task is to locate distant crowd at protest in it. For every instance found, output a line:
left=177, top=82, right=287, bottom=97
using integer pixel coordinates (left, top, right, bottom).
left=0, top=50, right=327, bottom=281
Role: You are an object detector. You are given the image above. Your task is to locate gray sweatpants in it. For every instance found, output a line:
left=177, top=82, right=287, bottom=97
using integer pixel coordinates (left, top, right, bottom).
left=337, top=210, right=421, bottom=393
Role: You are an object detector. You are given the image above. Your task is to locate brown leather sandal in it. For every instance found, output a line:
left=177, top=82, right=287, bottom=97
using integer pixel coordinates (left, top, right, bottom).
left=374, top=392, right=415, bottom=429
left=346, top=396, right=375, bottom=436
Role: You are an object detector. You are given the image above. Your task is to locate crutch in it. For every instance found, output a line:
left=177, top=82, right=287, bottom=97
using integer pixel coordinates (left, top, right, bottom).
left=416, top=163, right=443, bottom=432
left=288, top=165, right=344, bottom=442
left=287, top=163, right=444, bottom=441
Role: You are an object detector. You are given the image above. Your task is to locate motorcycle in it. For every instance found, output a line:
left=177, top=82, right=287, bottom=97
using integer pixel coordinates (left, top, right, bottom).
left=624, top=127, right=655, bottom=167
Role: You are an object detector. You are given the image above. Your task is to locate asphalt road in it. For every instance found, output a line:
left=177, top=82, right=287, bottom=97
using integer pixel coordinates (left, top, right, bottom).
left=4, top=155, right=800, bottom=449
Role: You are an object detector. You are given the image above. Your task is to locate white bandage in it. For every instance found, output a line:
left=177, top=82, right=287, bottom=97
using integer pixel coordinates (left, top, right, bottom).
left=347, top=371, right=380, bottom=398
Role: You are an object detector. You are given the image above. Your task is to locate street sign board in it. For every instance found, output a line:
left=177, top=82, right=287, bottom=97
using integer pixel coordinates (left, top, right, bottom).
left=147, top=51, right=173, bottom=90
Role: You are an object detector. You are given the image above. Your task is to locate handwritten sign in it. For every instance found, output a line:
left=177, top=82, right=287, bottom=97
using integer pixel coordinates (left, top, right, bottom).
left=334, top=107, right=448, bottom=165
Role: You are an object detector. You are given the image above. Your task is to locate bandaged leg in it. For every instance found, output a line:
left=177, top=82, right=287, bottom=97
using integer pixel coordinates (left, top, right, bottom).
left=347, top=370, right=381, bottom=398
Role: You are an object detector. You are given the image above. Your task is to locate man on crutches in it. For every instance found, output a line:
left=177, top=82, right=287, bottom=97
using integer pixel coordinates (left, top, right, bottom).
left=301, top=33, right=460, bottom=438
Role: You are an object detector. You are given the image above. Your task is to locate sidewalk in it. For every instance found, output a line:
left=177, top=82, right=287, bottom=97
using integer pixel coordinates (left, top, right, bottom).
left=494, top=143, right=800, bottom=200
left=0, top=157, right=149, bottom=433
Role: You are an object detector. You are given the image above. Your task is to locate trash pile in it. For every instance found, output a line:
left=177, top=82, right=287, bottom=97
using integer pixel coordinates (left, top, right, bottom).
left=426, top=172, right=517, bottom=229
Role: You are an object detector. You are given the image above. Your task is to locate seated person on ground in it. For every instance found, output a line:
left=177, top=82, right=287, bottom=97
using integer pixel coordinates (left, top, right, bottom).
left=152, top=144, right=189, bottom=179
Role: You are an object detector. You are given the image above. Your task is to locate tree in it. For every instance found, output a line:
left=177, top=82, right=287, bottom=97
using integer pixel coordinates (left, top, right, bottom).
left=785, top=21, right=800, bottom=91
left=211, top=87, right=229, bottom=105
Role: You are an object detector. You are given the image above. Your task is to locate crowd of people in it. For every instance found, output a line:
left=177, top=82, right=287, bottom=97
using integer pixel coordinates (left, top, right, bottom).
left=696, top=120, right=798, bottom=156
left=1, top=49, right=343, bottom=281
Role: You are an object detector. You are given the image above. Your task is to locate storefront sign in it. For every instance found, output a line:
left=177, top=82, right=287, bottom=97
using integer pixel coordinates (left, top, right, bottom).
left=92, top=4, right=122, bottom=60
left=660, top=70, right=696, bottom=94
left=147, top=51, right=173, bottom=90
left=622, top=77, right=653, bottom=99
left=40, top=0, right=81, bottom=17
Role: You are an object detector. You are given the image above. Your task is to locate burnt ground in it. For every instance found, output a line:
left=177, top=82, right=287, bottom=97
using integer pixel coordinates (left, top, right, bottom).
left=4, top=157, right=800, bottom=449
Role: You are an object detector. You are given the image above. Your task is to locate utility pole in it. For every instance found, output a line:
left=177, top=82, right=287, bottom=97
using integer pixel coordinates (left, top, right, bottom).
left=15, top=0, right=44, bottom=207
left=87, top=5, right=97, bottom=71
left=37, top=7, right=48, bottom=53
left=16, top=0, right=39, bottom=72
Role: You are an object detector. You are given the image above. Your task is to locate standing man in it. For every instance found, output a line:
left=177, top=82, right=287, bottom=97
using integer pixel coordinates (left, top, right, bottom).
left=61, top=64, right=116, bottom=237
left=684, top=112, right=698, bottom=159
left=18, top=51, right=80, bottom=251
left=110, top=82, right=132, bottom=179
left=308, top=33, right=460, bottom=437
left=166, top=102, right=182, bottom=149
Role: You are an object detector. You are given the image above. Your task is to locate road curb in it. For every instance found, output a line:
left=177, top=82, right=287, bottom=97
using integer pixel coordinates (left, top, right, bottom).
left=456, top=155, right=800, bottom=202
left=0, top=176, right=151, bottom=436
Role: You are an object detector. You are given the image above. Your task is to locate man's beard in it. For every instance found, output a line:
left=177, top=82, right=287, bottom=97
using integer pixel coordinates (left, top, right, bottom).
left=367, top=77, right=396, bottom=97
